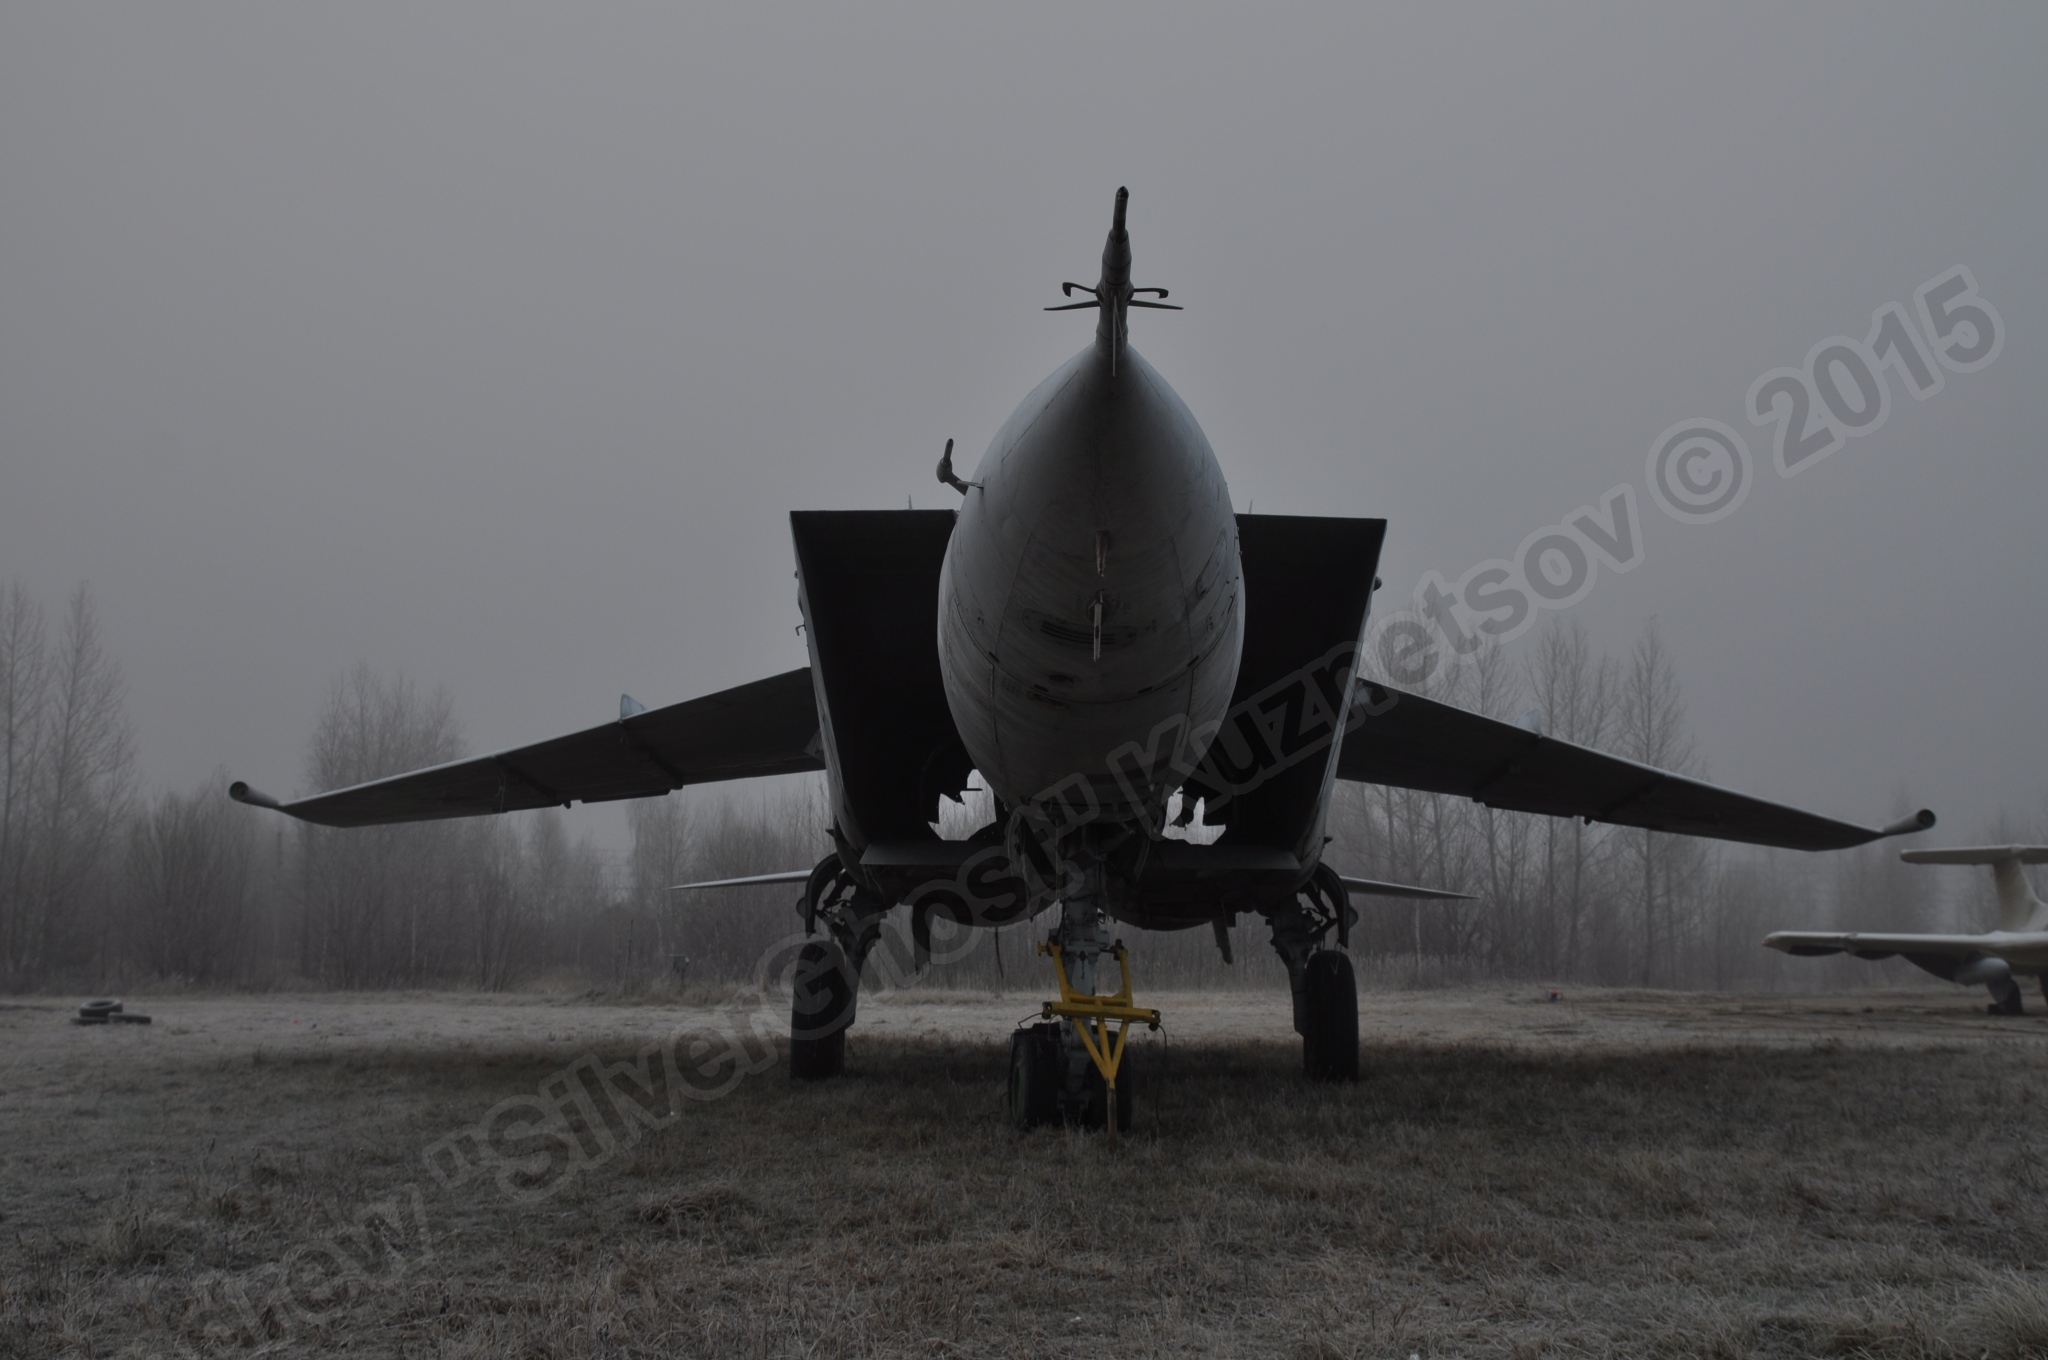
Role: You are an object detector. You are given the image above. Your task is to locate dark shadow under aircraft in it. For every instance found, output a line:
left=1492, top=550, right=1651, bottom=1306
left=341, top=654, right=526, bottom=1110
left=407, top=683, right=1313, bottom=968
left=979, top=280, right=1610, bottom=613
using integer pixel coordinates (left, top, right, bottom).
left=232, top=189, right=1936, bottom=1130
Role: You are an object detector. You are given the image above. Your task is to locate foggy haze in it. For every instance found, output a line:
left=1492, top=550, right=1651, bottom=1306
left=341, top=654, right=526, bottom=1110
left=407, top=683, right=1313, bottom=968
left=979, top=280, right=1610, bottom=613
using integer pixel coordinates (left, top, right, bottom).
left=2, top=4, right=2042, bottom=851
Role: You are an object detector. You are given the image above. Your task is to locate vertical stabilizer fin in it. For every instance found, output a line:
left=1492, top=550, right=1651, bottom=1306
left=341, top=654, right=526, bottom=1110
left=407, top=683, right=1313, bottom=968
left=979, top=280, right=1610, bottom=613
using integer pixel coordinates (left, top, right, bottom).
left=1901, top=845, right=2048, bottom=932
left=1993, top=856, right=2048, bottom=932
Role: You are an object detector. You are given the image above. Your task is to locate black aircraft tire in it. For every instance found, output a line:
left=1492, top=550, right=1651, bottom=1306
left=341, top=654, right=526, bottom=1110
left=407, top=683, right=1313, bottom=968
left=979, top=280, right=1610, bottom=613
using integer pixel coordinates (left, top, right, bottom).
left=788, top=940, right=855, bottom=1080
left=1008, top=1024, right=1062, bottom=1130
left=1303, top=951, right=1359, bottom=1082
left=1993, top=981, right=2027, bottom=1016
left=1075, top=1050, right=1135, bottom=1133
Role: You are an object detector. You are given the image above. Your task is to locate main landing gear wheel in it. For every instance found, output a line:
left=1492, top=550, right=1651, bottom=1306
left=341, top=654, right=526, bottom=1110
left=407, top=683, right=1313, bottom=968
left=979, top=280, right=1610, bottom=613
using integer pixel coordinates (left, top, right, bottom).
left=1007, top=1023, right=1134, bottom=1132
left=789, top=940, right=855, bottom=1080
left=1990, top=979, right=2027, bottom=1016
left=1302, top=950, right=1359, bottom=1082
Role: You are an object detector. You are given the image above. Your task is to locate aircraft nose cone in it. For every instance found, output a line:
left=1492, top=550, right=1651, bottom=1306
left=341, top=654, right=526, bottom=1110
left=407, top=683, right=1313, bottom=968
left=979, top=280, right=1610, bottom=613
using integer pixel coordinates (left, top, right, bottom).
left=936, top=341, right=1241, bottom=817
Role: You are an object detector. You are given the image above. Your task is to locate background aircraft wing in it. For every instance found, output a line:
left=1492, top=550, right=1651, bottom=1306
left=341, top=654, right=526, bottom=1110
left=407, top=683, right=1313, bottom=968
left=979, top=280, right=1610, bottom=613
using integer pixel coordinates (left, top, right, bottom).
left=1901, top=846, right=2048, bottom=865
left=1339, top=681, right=1933, bottom=852
left=231, top=668, right=823, bottom=828
left=1762, top=930, right=2003, bottom=959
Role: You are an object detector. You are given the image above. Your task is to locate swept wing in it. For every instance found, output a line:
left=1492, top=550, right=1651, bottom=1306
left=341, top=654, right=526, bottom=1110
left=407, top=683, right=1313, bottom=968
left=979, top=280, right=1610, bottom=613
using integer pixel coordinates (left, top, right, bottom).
left=1339, top=681, right=1931, bottom=853
left=1762, top=930, right=2048, bottom=961
left=230, top=669, right=822, bottom=828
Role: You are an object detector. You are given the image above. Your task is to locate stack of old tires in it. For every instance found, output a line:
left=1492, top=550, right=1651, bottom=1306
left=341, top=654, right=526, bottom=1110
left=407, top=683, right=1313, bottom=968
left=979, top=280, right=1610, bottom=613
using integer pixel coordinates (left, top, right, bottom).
left=73, top=998, right=150, bottom=1025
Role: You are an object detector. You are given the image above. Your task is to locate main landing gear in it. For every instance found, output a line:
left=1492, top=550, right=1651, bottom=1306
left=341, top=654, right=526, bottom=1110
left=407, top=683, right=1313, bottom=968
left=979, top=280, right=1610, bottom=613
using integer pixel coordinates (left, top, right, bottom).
left=1265, top=864, right=1360, bottom=1081
left=789, top=855, right=888, bottom=1080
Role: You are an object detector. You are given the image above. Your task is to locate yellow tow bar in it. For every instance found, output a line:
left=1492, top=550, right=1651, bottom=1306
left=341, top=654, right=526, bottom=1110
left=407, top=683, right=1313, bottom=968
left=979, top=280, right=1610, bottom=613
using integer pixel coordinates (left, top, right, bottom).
left=1038, top=940, right=1160, bottom=1147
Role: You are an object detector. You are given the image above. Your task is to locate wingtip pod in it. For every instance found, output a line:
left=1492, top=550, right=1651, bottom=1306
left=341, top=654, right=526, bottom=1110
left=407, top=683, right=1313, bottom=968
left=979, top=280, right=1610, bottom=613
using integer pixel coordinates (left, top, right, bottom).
left=1879, top=808, right=1938, bottom=839
left=227, top=780, right=283, bottom=812
left=1761, top=931, right=1837, bottom=956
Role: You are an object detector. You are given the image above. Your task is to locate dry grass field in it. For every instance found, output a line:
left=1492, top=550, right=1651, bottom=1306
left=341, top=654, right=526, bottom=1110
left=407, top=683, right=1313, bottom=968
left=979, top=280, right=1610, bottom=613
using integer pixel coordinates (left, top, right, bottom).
left=7, top=984, right=2048, bottom=1358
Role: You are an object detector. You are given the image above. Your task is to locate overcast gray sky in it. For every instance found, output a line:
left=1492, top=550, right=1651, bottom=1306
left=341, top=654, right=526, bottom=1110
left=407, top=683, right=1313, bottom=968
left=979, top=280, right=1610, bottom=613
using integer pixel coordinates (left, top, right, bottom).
left=2, top=4, right=2042, bottom=851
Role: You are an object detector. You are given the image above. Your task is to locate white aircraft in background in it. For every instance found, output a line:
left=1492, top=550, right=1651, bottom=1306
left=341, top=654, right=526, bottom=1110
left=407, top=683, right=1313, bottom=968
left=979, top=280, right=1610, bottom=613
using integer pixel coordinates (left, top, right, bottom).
left=1765, top=847, right=2048, bottom=1014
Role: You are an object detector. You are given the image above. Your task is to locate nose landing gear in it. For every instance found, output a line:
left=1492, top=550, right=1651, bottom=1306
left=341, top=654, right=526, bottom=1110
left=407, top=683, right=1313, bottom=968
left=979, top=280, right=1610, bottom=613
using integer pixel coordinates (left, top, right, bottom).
left=1043, top=940, right=1157, bottom=1144
left=1009, top=937, right=1158, bottom=1141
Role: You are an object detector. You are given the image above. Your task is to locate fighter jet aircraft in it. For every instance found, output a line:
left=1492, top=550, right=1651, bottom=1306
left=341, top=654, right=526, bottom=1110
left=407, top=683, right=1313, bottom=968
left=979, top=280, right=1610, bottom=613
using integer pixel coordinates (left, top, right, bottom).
left=231, top=188, right=1936, bottom=1128
left=1765, top=847, right=2048, bottom=1014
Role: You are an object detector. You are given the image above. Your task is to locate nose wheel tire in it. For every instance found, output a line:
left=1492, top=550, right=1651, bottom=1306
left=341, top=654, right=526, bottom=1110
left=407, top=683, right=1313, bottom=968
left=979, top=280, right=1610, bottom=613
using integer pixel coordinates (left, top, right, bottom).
left=1302, top=950, right=1359, bottom=1081
left=1007, top=1022, right=1135, bottom=1132
left=1008, top=1024, right=1061, bottom=1130
left=789, top=940, right=855, bottom=1080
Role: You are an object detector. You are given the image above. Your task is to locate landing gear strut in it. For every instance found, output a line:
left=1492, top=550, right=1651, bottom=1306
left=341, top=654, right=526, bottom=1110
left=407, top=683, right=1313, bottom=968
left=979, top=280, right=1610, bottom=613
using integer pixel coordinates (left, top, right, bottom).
left=1009, top=850, right=1156, bottom=1139
left=789, top=855, right=888, bottom=1080
left=1008, top=1018, right=1135, bottom=1134
left=1267, top=864, right=1360, bottom=1081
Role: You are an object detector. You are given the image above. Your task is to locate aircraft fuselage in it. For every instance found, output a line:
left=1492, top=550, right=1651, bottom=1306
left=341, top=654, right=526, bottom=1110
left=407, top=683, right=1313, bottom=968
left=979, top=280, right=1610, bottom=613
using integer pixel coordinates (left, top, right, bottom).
left=937, top=338, right=1242, bottom=826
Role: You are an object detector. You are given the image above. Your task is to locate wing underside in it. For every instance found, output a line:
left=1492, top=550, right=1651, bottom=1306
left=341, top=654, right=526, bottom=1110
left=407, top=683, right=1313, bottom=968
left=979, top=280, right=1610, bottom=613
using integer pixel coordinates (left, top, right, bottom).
left=1338, top=682, right=1931, bottom=853
left=232, top=668, right=824, bottom=828
left=1762, top=931, right=2007, bottom=960
left=1901, top=846, right=2048, bottom=866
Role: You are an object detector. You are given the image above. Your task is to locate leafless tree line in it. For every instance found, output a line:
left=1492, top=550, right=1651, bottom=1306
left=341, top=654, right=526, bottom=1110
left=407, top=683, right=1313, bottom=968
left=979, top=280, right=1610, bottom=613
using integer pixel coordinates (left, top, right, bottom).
left=0, top=578, right=2026, bottom=995
left=0, top=586, right=135, bottom=988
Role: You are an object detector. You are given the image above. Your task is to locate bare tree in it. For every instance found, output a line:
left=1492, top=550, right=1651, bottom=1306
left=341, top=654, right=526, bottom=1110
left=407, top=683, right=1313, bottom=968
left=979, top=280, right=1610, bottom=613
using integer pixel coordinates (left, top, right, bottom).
left=659, top=780, right=825, bottom=982
left=459, top=819, right=528, bottom=990
left=297, top=666, right=464, bottom=986
left=0, top=580, right=1886, bottom=994
left=1526, top=618, right=1619, bottom=979
left=1619, top=621, right=1707, bottom=986
left=126, top=771, right=257, bottom=983
left=525, top=810, right=608, bottom=974
left=629, top=793, right=691, bottom=956
left=0, top=587, right=133, bottom=985
left=0, top=584, right=50, bottom=983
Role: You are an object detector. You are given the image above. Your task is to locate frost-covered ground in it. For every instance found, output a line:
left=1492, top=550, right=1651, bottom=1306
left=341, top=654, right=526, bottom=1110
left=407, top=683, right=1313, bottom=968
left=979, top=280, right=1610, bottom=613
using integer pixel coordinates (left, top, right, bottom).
left=6, top=983, right=2048, bottom=1358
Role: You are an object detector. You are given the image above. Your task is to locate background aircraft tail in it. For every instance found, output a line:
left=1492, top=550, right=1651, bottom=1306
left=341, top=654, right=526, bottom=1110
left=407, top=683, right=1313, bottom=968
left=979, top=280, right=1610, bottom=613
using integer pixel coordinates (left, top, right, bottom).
left=1901, top=846, right=2048, bottom=932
